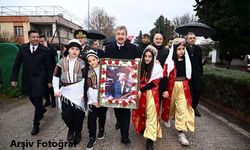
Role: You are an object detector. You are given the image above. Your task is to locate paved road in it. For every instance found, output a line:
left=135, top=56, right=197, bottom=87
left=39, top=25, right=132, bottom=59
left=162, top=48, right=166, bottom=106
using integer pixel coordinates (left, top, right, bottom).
left=0, top=98, right=249, bottom=150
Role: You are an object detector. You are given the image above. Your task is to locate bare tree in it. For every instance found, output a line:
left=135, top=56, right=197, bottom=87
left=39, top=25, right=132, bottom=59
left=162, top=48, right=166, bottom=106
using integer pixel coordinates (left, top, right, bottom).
left=172, top=13, right=198, bottom=27
left=85, top=7, right=116, bottom=38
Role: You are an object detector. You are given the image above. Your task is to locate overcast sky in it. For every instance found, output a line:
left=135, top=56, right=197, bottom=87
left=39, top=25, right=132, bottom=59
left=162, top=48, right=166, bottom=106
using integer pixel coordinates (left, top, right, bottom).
left=1, top=0, right=197, bottom=36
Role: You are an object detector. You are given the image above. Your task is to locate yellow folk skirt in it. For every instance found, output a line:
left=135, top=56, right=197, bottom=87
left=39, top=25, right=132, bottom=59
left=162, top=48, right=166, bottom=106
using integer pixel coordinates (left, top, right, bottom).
left=169, top=81, right=195, bottom=132
left=143, top=90, right=162, bottom=141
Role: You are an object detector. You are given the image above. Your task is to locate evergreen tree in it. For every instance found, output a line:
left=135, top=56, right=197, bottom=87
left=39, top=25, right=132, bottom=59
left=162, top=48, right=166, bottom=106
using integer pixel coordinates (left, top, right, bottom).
left=150, top=15, right=174, bottom=45
left=134, top=30, right=142, bottom=45
left=194, top=0, right=250, bottom=58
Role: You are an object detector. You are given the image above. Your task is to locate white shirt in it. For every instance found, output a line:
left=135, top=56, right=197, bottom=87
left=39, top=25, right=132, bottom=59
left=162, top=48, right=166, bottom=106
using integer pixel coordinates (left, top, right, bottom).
left=29, top=44, right=38, bottom=53
left=120, top=81, right=125, bottom=93
left=68, top=57, right=78, bottom=82
left=116, top=42, right=125, bottom=50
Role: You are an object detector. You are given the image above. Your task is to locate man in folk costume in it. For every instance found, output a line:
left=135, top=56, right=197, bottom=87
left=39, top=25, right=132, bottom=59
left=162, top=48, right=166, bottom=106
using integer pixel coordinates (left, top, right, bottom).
left=161, top=38, right=195, bottom=146
left=132, top=45, right=163, bottom=150
left=53, top=39, right=86, bottom=144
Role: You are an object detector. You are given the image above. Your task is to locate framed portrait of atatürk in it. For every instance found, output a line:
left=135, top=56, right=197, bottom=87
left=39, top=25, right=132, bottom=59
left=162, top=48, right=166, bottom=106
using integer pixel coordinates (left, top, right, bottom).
left=98, top=58, right=140, bottom=109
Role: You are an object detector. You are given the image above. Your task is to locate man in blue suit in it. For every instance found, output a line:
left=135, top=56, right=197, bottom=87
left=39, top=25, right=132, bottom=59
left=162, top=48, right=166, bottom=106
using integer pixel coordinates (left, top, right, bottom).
left=112, top=72, right=131, bottom=99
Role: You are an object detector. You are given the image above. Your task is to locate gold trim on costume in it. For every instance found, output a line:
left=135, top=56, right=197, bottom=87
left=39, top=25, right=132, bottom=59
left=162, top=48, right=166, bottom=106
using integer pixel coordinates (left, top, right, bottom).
left=143, top=90, right=162, bottom=141
left=170, top=81, right=195, bottom=132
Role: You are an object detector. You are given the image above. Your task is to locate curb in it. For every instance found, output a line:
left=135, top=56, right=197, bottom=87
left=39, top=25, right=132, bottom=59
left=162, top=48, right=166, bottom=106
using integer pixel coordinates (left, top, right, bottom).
left=199, top=104, right=250, bottom=139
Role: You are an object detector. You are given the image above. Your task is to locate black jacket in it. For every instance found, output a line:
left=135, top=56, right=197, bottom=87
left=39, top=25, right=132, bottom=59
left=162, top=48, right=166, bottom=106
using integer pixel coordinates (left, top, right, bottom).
left=105, top=41, right=140, bottom=59
left=186, top=44, right=203, bottom=91
left=11, top=43, right=52, bottom=97
left=137, top=43, right=150, bottom=57
left=186, top=44, right=203, bottom=78
left=48, top=45, right=57, bottom=69
left=153, top=45, right=169, bottom=68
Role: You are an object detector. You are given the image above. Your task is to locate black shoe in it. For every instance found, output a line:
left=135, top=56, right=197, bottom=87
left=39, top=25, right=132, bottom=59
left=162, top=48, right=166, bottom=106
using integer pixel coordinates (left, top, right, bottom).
left=146, top=139, right=154, bottom=150
left=115, top=122, right=120, bottom=129
left=31, top=125, right=39, bottom=135
left=97, top=129, right=104, bottom=139
left=74, top=133, right=82, bottom=145
left=67, top=130, right=75, bottom=142
left=44, top=102, right=51, bottom=107
left=86, top=138, right=96, bottom=150
left=194, top=108, right=201, bottom=117
left=42, top=108, right=47, bottom=114
left=121, top=138, right=131, bottom=145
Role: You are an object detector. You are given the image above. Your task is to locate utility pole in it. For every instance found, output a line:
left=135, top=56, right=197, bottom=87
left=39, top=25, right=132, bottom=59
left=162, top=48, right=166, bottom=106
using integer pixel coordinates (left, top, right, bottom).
left=88, top=0, right=90, bottom=30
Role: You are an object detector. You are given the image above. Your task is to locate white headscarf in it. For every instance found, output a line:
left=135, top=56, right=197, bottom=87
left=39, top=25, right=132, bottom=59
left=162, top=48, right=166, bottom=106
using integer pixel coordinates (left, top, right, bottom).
left=141, top=45, right=163, bottom=82
left=164, top=38, right=192, bottom=79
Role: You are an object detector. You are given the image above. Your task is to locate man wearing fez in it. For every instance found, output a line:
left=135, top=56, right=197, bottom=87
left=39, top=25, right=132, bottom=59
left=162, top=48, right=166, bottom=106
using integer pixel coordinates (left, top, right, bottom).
left=105, top=26, right=140, bottom=145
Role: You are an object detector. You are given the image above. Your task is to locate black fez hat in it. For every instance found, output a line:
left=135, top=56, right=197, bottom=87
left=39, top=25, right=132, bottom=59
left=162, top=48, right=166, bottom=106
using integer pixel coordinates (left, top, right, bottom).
left=74, top=30, right=87, bottom=38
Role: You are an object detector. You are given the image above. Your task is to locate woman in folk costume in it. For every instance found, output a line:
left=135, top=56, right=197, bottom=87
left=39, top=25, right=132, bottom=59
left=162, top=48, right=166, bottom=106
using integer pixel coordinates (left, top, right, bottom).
left=53, top=39, right=86, bottom=145
left=132, top=45, right=163, bottom=150
left=161, top=38, right=195, bottom=146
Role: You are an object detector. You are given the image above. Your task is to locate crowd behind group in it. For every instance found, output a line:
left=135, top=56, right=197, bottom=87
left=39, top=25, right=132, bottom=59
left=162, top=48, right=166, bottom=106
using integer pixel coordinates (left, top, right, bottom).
left=10, top=25, right=204, bottom=150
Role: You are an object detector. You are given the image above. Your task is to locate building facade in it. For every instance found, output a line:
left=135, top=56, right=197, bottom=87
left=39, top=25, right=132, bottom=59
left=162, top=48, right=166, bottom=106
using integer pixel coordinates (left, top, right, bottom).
left=0, top=6, right=83, bottom=46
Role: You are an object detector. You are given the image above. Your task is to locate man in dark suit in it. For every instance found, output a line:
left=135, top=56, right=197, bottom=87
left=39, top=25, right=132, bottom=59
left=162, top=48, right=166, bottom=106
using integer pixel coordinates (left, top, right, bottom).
left=137, top=33, right=150, bottom=56
left=11, top=30, right=52, bottom=135
left=39, top=35, right=57, bottom=108
left=152, top=33, right=169, bottom=103
left=186, top=32, right=204, bottom=117
left=105, top=26, right=140, bottom=145
left=112, top=72, right=131, bottom=98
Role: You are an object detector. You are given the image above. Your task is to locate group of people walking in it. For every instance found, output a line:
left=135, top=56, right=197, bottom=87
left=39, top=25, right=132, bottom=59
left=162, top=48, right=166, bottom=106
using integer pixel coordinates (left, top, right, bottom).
left=11, top=25, right=204, bottom=150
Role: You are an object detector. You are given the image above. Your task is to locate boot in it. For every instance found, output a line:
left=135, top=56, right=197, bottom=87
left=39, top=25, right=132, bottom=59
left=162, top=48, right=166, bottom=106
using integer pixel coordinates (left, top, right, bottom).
left=146, top=139, right=153, bottom=150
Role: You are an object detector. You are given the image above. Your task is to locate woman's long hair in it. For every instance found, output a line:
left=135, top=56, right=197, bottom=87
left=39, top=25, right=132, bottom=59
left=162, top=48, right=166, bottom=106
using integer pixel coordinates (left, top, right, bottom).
left=172, top=42, right=186, bottom=62
left=140, top=49, right=155, bottom=79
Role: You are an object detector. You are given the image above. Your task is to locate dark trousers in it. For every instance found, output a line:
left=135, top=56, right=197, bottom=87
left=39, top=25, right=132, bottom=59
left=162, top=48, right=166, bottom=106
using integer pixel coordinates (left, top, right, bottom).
left=88, top=105, right=108, bottom=138
left=114, top=108, right=131, bottom=139
left=29, top=96, right=45, bottom=126
left=44, top=87, right=55, bottom=105
left=114, top=108, right=120, bottom=123
left=61, top=100, right=85, bottom=133
left=189, top=79, right=202, bottom=109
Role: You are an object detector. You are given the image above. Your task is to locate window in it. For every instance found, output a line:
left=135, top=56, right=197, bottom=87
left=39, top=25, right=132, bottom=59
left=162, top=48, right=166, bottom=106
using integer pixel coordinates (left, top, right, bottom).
left=14, top=26, right=24, bottom=36
left=46, top=29, right=52, bottom=37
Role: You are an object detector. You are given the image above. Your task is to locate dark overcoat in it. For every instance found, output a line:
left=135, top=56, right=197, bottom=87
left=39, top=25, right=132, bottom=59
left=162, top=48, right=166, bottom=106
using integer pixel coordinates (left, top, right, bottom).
left=11, top=43, right=52, bottom=97
left=186, top=44, right=203, bottom=91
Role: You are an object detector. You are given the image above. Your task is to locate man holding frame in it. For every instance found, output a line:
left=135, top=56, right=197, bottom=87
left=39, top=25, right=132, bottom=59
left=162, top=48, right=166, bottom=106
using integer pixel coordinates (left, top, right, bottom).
left=105, top=26, right=140, bottom=145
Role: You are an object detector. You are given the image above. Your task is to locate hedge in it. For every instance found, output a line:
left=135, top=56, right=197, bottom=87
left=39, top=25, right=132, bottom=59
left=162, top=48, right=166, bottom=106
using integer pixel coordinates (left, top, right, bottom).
left=0, top=43, right=22, bottom=97
left=202, top=65, right=250, bottom=114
